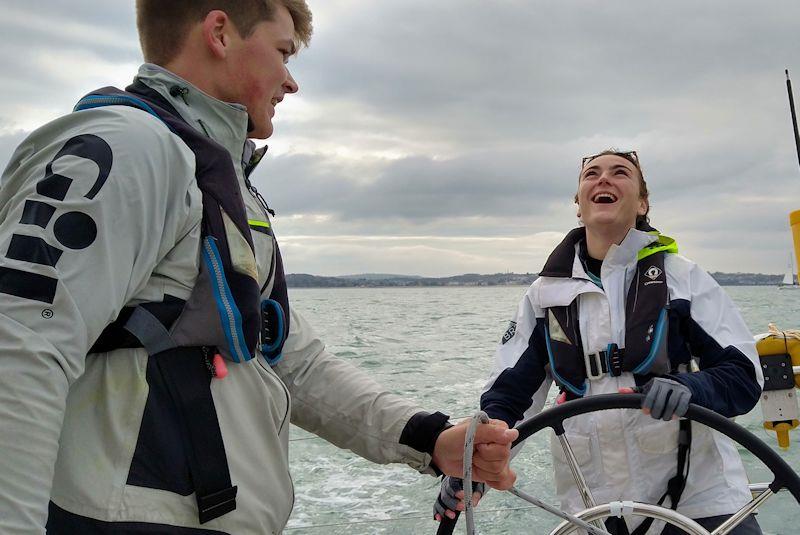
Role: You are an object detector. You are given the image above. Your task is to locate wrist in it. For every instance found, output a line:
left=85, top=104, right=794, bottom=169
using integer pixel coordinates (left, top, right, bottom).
left=399, top=411, right=452, bottom=459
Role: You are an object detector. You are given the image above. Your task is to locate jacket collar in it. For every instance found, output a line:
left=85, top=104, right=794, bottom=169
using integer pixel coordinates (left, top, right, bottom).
left=134, top=64, right=253, bottom=165
left=539, top=225, right=661, bottom=279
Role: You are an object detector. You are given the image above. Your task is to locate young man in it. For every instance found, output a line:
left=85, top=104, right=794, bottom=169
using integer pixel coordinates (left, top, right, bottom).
left=0, top=2, right=517, bottom=533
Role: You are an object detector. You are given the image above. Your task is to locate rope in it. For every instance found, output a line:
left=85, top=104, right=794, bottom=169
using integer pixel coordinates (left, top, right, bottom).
left=767, top=323, right=800, bottom=340
left=461, top=411, right=612, bottom=535
left=463, top=411, right=489, bottom=534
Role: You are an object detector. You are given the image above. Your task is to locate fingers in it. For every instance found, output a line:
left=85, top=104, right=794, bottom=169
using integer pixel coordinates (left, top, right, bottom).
left=618, top=387, right=635, bottom=394
left=475, top=442, right=510, bottom=462
left=472, top=466, right=516, bottom=490
left=661, top=389, right=681, bottom=421
left=434, top=493, right=483, bottom=521
left=471, top=441, right=513, bottom=483
left=642, top=382, right=660, bottom=417
left=470, top=491, right=483, bottom=508
left=675, top=391, right=691, bottom=418
left=472, top=420, right=518, bottom=446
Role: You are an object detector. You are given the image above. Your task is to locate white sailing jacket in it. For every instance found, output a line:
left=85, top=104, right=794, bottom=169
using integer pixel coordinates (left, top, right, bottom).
left=0, top=64, right=437, bottom=534
left=481, top=228, right=763, bottom=530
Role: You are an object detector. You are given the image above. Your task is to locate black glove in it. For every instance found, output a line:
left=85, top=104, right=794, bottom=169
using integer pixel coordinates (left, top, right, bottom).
left=641, top=377, right=692, bottom=421
left=433, top=476, right=485, bottom=520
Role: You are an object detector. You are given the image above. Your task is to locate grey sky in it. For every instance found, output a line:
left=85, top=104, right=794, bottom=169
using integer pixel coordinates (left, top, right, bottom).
left=1, top=1, right=799, bottom=276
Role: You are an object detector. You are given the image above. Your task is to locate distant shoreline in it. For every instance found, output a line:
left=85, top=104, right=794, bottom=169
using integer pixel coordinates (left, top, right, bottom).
left=286, top=272, right=784, bottom=288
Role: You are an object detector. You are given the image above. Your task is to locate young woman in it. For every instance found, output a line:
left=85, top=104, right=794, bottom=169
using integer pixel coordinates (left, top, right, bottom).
left=434, top=151, right=764, bottom=534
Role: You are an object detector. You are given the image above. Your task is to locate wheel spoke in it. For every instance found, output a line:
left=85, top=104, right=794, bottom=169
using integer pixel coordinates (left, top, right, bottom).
left=557, top=433, right=605, bottom=531
left=710, top=487, right=774, bottom=535
left=508, top=486, right=612, bottom=535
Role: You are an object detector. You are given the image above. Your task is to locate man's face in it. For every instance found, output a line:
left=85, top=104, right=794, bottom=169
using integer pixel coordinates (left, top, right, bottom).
left=576, top=154, right=648, bottom=231
left=223, top=5, right=298, bottom=139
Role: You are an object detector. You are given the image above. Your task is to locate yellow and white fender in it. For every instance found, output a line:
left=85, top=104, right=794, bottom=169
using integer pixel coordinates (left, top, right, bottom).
left=756, top=325, right=800, bottom=449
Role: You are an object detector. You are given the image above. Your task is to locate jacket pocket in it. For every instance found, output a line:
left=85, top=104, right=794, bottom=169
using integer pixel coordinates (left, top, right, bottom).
left=633, top=418, right=680, bottom=455
left=549, top=430, right=598, bottom=495
left=550, top=431, right=593, bottom=465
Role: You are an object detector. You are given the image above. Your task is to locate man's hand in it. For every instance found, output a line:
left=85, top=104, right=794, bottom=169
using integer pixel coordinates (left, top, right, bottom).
left=431, top=418, right=517, bottom=491
left=619, top=377, right=692, bottom=421
left=433, top=476, right=485, bottom=522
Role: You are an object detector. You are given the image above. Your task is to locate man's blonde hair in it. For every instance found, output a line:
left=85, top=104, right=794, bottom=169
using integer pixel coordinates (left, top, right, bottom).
left=136, top=0, right=312, bottom=65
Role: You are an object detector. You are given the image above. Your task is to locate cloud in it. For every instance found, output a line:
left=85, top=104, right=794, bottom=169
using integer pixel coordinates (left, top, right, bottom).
left=2, top=1, right=800, bottom=276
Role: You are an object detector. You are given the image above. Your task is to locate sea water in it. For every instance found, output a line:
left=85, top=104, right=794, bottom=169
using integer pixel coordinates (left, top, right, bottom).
left=284, top=286, right=800, bottom=534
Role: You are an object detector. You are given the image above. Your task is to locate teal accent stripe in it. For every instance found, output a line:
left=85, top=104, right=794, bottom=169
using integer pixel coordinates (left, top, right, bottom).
left=545, top=322, right=587, bottom=397
left=75, top=95, right=161, bottom=121
left=202, top=237, right=251, bottom=363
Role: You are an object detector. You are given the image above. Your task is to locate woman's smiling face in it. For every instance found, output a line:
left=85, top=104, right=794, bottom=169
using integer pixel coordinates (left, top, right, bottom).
left=576, top=154, right=649, bottom=232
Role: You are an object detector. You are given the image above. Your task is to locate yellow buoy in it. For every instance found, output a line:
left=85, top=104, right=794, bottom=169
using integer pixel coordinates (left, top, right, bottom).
left=757, top=330, right=800, bottom=449
left=791, top=210, right=800, bottom=286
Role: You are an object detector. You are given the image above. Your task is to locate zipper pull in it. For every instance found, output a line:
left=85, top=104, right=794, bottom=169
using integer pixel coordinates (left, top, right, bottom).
left=212, top=353, right=228, bottom=379
left=202, top=346, right=229, bottom=380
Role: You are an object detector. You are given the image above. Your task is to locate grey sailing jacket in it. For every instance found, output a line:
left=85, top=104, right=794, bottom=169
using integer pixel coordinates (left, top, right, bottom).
left=0, top=64, right=433, bottom=534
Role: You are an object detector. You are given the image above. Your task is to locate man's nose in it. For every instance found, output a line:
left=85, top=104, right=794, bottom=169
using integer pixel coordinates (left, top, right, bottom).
left=284, top=70, right=299, bottom=94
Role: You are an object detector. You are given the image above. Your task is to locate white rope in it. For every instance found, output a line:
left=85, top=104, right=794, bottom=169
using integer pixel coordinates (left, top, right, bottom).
left=767, top=323, right=800, bottom=340
left=463, top=411, right=489, bottom=534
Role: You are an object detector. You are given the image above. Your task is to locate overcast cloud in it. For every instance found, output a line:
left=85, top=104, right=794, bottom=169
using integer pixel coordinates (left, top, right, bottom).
left=1, top=1, right=799, bottom=276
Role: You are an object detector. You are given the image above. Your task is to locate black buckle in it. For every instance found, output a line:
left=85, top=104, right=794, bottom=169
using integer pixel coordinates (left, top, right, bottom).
left=197, top=485, right=238, bottom=524
left=608, top=343, right=624, bottom=377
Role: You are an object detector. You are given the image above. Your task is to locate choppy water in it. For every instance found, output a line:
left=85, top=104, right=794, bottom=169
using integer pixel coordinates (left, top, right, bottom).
left=284, top=286, right=800, bottom=534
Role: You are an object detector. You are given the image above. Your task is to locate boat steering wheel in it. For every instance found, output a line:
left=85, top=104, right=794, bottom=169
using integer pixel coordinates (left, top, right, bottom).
left=436, top=393, right=800, bottom=535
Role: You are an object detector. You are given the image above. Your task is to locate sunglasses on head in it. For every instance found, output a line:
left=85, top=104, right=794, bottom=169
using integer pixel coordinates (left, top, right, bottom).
left=581, top=150, right=640, bottom=171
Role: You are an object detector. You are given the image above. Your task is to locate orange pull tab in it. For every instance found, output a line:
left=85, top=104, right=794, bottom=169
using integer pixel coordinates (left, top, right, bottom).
left=213, top=353, right=228, bottom=379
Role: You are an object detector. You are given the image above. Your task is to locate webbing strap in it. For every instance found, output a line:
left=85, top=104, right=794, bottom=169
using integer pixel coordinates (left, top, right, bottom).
left=630, top=419, right=692, bottom=535
left=89, top=298, right=185, bottom=354
left=124, top=306, right=177, bottom=356
left=154, top=347, right=237, bottom=524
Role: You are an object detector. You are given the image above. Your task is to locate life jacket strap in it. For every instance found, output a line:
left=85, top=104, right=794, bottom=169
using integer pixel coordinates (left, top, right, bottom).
left=630, top=419, right=692, bottom=535
left=153, top=346, right=238, bottom=524
left=585, top=343, right=626, bottom=380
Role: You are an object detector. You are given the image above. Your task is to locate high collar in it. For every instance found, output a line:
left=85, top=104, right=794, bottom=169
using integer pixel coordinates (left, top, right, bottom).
left=134, top=64, right=254, bottom=164
left=540, top=226, right=660, bottom=279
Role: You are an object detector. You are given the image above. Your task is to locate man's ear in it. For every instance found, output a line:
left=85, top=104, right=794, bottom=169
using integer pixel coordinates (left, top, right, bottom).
left=202, top=10, right=233, bottom=59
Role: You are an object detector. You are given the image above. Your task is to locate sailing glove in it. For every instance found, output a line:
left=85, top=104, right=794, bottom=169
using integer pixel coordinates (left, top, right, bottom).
left=641, top=377, right=692, bottom=421
left=433, top=476, right=485, bottom=519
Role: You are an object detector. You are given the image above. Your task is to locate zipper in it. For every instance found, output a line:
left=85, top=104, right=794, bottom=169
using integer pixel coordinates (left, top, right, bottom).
left=203, top=237, right=247, bottom=362
left=240, top=160, right=277, bottom=294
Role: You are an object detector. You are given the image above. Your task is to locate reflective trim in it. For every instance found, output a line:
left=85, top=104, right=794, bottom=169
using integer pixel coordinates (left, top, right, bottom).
left=638, top=233, right=678, bottom=261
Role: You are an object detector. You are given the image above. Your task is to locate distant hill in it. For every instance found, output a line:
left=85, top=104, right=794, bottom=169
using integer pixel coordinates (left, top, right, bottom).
left=287, top=272, right=537, bottom=288
left=286, top=272, right=783, bottom=288
left=337, top=273, right=422, bottom=280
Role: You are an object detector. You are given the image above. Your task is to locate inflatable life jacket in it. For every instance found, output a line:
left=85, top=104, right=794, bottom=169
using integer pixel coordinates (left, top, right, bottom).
left=73, top=81, right=291, bottom=524
left=539, top=227, right=678, bottom=397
